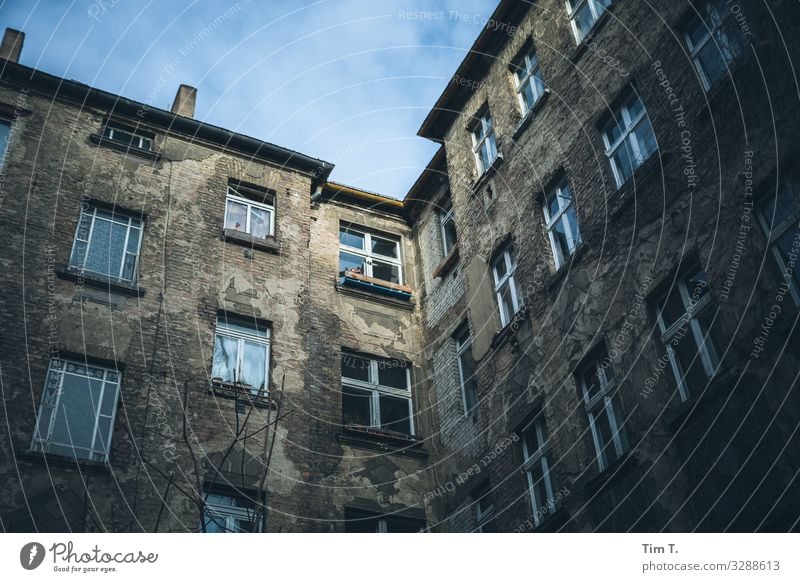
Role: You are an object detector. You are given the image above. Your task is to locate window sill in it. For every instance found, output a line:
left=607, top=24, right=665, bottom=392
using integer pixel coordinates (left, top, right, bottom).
left=209, top=380, right=276, bottom=409
left=338, top=425, right=427, bottom=459
left=89, top=134, right=162, bottom=162
left=491, top=307, right=530, bottom=350
left=569, top=6, right=615, bottom=64
left=57, top=267, right=145, bottom=297
left=582, top=449, right=639, bottom=498
left=528, top=507, right=570, bottom=533
left=609, top=152, right=666, bottom=219
left=338, top=272, right=415, bottom=307
left=665, top=366, right=742, bottom=431
left=471, top=153, right=505, bottom=194
left=512, top=90, right=550, bottom=141
left=222, top=228, right=280, bottom=255
left=544, top=243, right=590, bottom=292
left=432, top=244, right=460, bottom=279
left=16, top=448, right=111, bottom=475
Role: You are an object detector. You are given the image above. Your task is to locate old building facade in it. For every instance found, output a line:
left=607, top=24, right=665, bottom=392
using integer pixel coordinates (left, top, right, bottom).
left=1, top=0, right=799, bottom=533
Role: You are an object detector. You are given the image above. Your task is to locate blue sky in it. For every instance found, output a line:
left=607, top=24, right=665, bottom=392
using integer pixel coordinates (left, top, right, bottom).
left=1, top=0, right=498, bottom=198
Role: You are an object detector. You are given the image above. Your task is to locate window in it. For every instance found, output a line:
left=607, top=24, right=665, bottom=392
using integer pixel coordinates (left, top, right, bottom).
left=341, top=351, right=414, bottom=435
left=491, top=245, right=522, bottom=327
left=102, top=123, right=153, bottom=151
left=344, top=508, right=425, bottom=532
left=684, top=0, right=749, bottom=92
left=474, top=488, right=496, bottom=532
left=224, top=184, right=275, bottom=239
left=654, top=269, right=720, bottom=401
left=439, top=197, right=458, bottom=256
left=543, top=180, right=581, bottom=269
left=578, top=351, right=629, bottom=471
left=68, top=205, right=143, bottom=282
left=758, top=176, right=800, bottom=306
left=566, top=0, right=612, bottom=43
left=522, top=417, right=557, bottom=527
left=202, top=491, right=260, bottom=533
left=455, top=325, right=478, bottom=414
left=512, top=47, right=546, bottom=115
left=601, top=90, right=658, bottom=188
left=211, top=316, right=271, bottom=396
left=31, top=358, right=121, bottom=462
left=470, top=112, right=498, bottom=175
left=339, top=225, right=402, bottom=285
left=0, top=118, right=10, bottom=166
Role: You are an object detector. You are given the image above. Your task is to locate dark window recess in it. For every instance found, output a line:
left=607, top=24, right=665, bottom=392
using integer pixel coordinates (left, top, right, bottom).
left=344, top=508, right=425, bottom=533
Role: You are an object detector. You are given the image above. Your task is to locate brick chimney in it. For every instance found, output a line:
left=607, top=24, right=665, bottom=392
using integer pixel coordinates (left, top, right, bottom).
left=170, top=84, right=197, bottom=118
left=0, top=28, right=24, bottom=63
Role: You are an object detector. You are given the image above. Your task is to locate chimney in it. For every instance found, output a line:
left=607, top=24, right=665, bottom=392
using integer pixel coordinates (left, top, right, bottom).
left=170, top=84, right=197, bottom=118
left=0, top=28, right=24, bottom=63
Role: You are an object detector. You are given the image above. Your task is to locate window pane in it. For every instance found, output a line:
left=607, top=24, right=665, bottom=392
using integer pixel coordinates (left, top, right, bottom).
left=443, top=218, right=457, bottom=253
left=552, top=217, right=571, bottom=262
left=776, top=228, right=800, bottom=289
left=225, top=200, right=248, bottom=232
left=241, top=341, right=267, bottom=393
left=594, top=407, right=620, bottom=466
left=631, top=117, right=657, bottom=164
left=528, top=459, right=551, bottom=514
left=565, top=205, right=581, bottom=248
left=670, top=324, right=709, bottom=396
left=377, top=361, right=408, bottom=389
left=249, top=206, right=271, bottom=239
left=521, top=79, right=537, bottom=112
left=612, top=143, right=634, bottom=184
left=341, top=353, right=370, bottom=382
left=212, top=335, right=238, bottom=383
left=0, top=120, right=9, bottom=164
left=339, top=251, right=365, bottom=276
left=659, top=287, right=687, bottom=330
left=498, top=282, right=515, bottom=324
left=696, top=41, right=727, bottom=87
left=686, top=16, right=707, bottom=48
left=523, top=423, right=543, bottom=457
left=573, top=2, right=595, bottom=40
left=459, top=351, right=478, bottom=413
left=70, top=240, right=88, bottom=270
left=342, top=386, right=371, bottom=426
left=379, top=394, right=411, bottom=434
left=684, top=269, right=710, bottom=307
left=582, top=364, right=602, bottom=401
left=340, top=227, right=365, bottom=249
left=493, top=253, right=508, bottom=280
left=371, top=260, right=400, bottom=284
left=371, top=236, right=398, bottom=259
left=49, top=374, right=101, bottom=452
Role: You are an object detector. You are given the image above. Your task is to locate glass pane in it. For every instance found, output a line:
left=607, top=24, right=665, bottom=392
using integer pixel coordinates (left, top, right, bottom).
left=339, top=227, right=365, bottom=249
left=339, top=251, right=365, bottom=276
left=612, top=143, right=634, bottom=184
left=42, top=368, right=62, bottom=406
left=443, top=218, right=457, bottom=253
left=605, top=116, right=625, bottom=147
left=529, top=460, right=550, bottom=513
left=84, top=217, right=111, bottom=275
left=225, top=200, right=248, bottom=232
left=498, top=283, right=514, bottom=324
left=341, top=353, right=370, bottom=382
left=50, top=374, right=98, bottom=451
left=122, top=253, right=137, bottom=281
left=627, top=94, right=644, bottom=120
left=249, top=207, right=271, bottom=239
left=241, top=341, right=267, bottom=393
left=776, top=229, right=800, bottom=289
left=524, top=423, right=543, bottom=457
left=552, top=217, right=571, bottom=262
left=684, top=270, right=710, bottom=307
left=493, top=253, right=508, bottom=280
left=212, top=335, right=238, bottom=383
left=371, top=236, right=398, bottom=259
left=594, top=407, right=618, bottom=466
left=521, top=79, right=536, bottom=112
left=659, top=287, right=687, bottom=330
left=459, top=351, right=478, bottom=413
left=379, top=394, right=411, bottom=434
left=632, top=117, right=657, bottom=164
left=566, top=205, right=581, bottom=248
left=582, top=363, right=602, bottom=401
left=479, top=141, right=492, bottom=173
left=95, top=416, right=113, bottom=454
left=0, top=120, right=9, bottom=164
left=126, top=226, right=140, bottom=253
left=371, top=260, right=400, bottom=284
left=686, top=15, right=707, bottom=48
left=670, top=324, right=708, bottom=397
left=574, top=2, right=595, bottom=40
left=75, top=211, right=92, bottom=241
left=696, top=41, right=727, bottom=88
left=377, top=360, right=408, bottom=390
left=69, top=240, right=88, bottom=270
left=342, top=386, right=371, bottom=426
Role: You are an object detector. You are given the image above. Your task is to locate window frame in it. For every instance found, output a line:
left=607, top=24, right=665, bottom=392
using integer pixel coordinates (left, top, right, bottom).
left=101, top=123, right=153, bottom=151
left=512, top=47, right=545, bottom=116
left=757, top=178, right=800, bottom=307
left=341, top=351, right=415, bottom=436
left=521, top=417, right=557, bottom=527
left=0, top=117, right=11, bottom=169
left=212, top=317, right=272, bottom=397
left=578, top=354, right=629, bottom=472
left=439, top=198, right=458, bottom=257
left=566, top=0, right=611, bottom=44
left=475, top=493, right=496, bottom=533
left=31, top=357, right=121, bottom=463
left=654, top=269, right=720, bottom=401
left=470, top=113, right=498, bottom=176
left=339, top=224, right=404, bottom=285
left=68, top=205, right=144, bottom=282
left=491, top=246, right=522, bottom=327
left=542, top=180, right=581, bottom=269
left=224, top=185, right=275, bottom=239
left=202, top=491, right=261, bottom=533
left=683, top=1, right=747, bottom=92
left=601, top=91, right=658, bottom=188
left=455, top=325, right=478, bottom=415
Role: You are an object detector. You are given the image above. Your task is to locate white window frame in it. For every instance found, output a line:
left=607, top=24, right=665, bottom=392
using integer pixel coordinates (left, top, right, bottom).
left=202, top=492, right=261, bottom=533
left=455, top=326, right=477, bottom=415
left=102, top=123, right=153, bottom=151
left=757, top=179, right=800, bottom=307
left=212, top=318, right=271, bottom=396
left=542, top=180, right=581, bottom=269
left=522, top=418, right=556, bottom=527
left=601, top=92, right=657, bottom=188
left=339, top=225, right=403, bottom=284
left=224, top=186, right=275, bottom=239
left=492, top=247, right=522, bottom=327
left=475, top=494, right=496, bottom=532
left=655, top=270, right=720, bottom=402
left=341, top=352, right=415, bottom=436
left=439, top=198, right=457, bottom=257
left=566, top=0, right=611, bottom=44
left=470, top=113, right=498, bottom=175
left=31, top=358, right=121, bottom=463
left=513, top=48, right=545, bottom=116
left=579, top=356, right=628, bottom=472
left=684, top=1, right=746, bottom=92
left=0, top=117, right=11, bottom=168
left=68, top=205, right=143, bottom=282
